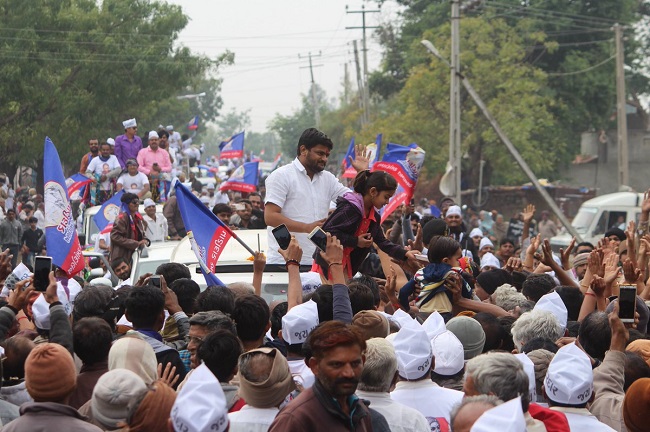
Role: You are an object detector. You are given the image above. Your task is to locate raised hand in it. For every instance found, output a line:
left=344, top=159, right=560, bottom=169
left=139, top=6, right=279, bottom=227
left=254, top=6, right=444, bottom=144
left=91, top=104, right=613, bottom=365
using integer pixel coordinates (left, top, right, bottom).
left=559, top=237, right=576, bottom=270
left=590, top=275, right=607, bottom=297
left=623, top=258, right=642, bottom=284
left=587, top=249, right=604, bottom=278
left=521, top=204, right=536, bottom=223
left=603, top=253, right=621, bottom=286
left=350, top=144, right=370, bottom=172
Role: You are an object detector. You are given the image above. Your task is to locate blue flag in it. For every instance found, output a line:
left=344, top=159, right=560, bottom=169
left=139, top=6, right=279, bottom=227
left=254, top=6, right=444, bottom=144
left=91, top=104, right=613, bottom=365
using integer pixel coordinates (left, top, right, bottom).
left=43, top=137, right=85, bottom=276
left=219, top=161, right=259, bottom=193
left=174, top=182, right=234, bottom=286
left=65, top=173, right=93, bottom=201
left=187, top=115, right=199, bottom=130
left=93, top=191, right=125, bottom=232
left=219, top=131, right=245, bottom=159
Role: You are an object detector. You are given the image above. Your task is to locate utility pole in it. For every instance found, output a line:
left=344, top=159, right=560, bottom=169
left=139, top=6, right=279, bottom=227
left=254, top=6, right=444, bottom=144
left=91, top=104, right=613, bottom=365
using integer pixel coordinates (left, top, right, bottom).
left=346, top=5, right=379, bottom=124
left=614, top=23, right=629, bottom=189
left=421, top=39, right=583, bottom=241
left=299, top=52, right=322, bottom=128
left=450, top=0, right=462, bottom=204
left=352, top=41, right=367, bottom=125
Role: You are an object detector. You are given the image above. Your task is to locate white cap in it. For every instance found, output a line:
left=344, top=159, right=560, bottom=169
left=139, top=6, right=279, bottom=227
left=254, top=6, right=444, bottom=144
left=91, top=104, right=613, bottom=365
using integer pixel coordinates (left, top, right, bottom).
left=166, top=125, right=174, bottom=131
left=515, top=353, right=537, bottom=403
left=391, top=308, right=415, bottom=330
left=446, top=205, right=462, bottom=217
left=148, top=131, right=159, bottom=140
left=200, top=195, right=211, bottom=204
left=470, top=397, right=526, bottom=432
left=470, top=228, right=483, bottom=238
left=544, top=342, right=593, bottom=405
left=421, top=311, right=445, bottom=340
left=122, top=118, right=137, bottom=129
left=479, top=237, right=494, bottom=251
left=31, top=283, right=73, bottom=330
left=143, top=198, right=156, bottom=209
left=300, top=272, right=321, bottom=294
left=89, top=277, right=113, bottom=288
left=431, top=330, right=465, bottom=375
left=106, top=138, right=115, bottom=146
left=480, top=252, right=501, bottom=270
left=281, top=300, right=319, bottom=345
left=391, top=319, right=433, bottom=380
left=171, top=364, right=228, bottom=432
left=207, top=183, right=215, bottom=190
left=534, top=291, right=567, bottom=330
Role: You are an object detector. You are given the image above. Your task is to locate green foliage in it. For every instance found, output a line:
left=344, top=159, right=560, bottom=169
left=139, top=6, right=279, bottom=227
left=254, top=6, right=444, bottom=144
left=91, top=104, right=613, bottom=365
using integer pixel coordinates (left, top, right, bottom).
left=0, top=0, right=230, bottom=173
left=368, top=17, right=566, bottom=186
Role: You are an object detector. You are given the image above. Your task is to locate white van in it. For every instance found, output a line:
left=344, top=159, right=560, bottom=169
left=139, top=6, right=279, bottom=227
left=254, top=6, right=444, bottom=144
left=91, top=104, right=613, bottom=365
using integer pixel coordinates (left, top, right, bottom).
left=550, top=192, right=643, bottom=250
left=80, top=203, right=165, bottom=247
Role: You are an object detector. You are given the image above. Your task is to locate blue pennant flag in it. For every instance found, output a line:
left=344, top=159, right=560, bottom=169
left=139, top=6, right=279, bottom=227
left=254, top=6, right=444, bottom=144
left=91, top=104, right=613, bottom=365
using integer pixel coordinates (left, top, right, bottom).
left=174, top=182, right=234, bottom=286
left=219, top=131, right=245, bottom=159
left=93, top=190, right=125, bottom=232
left=65, top=173, right=93, bottom=201
left=219, top=161, right=259, bottom=193
left=43, top=137, right=85, bottom=276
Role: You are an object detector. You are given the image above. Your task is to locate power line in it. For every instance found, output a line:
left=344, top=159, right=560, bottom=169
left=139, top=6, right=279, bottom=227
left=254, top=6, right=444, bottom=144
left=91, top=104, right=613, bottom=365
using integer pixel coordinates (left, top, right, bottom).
left=488, top=1, right=624, bottom=25
left=547, top=55, right=615, bottom=76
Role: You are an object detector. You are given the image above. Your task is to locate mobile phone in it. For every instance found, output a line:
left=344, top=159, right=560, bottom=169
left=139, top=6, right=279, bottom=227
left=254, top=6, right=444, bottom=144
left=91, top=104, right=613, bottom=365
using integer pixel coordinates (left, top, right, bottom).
left=150, top=275, right=161, bottom=288
left=33, top=256, right=52, bottom=292
left=234, top=203, right=245, bottom=211
left=308, top=226, right=328, bottom=252
left=272, top=224, right=292, bottom=250
left=618, top=284, right=636, bottom=323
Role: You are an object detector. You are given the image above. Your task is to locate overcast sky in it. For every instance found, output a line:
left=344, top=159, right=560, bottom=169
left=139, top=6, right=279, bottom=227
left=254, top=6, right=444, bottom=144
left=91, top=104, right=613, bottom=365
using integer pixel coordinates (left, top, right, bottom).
left=168, top=0, right=401, bottom=132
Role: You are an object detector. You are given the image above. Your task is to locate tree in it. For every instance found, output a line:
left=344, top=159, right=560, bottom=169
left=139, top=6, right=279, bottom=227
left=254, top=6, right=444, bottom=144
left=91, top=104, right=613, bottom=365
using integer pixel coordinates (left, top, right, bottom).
left=0, top=0, right=231, bottom=177
left=369, top=17, right=566, bottom=186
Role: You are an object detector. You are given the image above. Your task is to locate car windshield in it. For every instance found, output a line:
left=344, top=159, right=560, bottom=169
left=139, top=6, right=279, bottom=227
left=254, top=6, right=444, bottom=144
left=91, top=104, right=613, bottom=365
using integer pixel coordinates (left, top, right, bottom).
left=133, top=259, right=168, bottom=281
left=572, top=207, right=598, bottom=234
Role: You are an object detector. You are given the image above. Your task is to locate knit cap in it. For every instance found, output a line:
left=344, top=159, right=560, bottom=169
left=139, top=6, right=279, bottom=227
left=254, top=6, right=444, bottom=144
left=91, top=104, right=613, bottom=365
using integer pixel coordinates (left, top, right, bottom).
left=446, top=316, right=486, bottom=360
left=92, top=369, right=147, bottom=429
left=352, top=310, right=390, bottom=341
left=623, top=378, right=650, bottom=432
left=25, top=343, right=77, bottom=402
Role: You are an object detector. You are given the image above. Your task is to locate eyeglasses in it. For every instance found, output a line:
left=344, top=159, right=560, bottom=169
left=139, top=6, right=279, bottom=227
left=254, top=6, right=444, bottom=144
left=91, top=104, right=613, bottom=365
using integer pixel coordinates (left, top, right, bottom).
left=188, top=335, right=204, bottom=345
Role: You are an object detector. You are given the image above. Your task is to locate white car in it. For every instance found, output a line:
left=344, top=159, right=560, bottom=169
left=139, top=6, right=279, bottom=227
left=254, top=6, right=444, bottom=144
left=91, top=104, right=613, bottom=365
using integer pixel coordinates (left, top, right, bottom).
left=170, top=229, right=292, bottom=303
left=130, top=240, right=182, bottom=283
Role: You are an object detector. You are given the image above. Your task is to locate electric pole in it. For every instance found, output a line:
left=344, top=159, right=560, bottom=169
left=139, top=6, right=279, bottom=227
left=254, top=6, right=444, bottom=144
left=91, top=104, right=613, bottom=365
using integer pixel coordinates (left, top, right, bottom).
left=346, top=4, right=379, bottom=124
left=450, top=0, right=462, bottom=204
left=299, top=52, right=322, bottom=128
left=352, top=40, right=367, bottom=125
left=614, top=23, right=629, bottom=189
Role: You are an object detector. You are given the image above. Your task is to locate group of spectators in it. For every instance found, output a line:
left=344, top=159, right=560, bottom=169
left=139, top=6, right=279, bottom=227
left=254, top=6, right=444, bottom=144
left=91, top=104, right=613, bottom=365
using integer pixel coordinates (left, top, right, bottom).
left=0, top=127, right=649, bottom=431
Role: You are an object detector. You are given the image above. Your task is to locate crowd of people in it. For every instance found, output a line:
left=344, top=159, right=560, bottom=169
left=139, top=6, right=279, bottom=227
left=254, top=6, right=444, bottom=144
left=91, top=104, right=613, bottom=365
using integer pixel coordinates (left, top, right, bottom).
left=0, top=127, right=648, bottom=431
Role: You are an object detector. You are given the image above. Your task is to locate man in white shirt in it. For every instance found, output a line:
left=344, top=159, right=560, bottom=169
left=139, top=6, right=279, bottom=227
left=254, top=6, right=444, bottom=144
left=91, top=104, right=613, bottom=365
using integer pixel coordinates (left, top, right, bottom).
left=33, top=202, right=45, bottom=230
left=357, top=338, right=429, bottom=432
left=86, top=142, right=122, bottom=204
left=116, top=158, right=151, bottom=198
left=142, top=198, right=167, bottom=242
left=264, top=128, right=368, bottom=265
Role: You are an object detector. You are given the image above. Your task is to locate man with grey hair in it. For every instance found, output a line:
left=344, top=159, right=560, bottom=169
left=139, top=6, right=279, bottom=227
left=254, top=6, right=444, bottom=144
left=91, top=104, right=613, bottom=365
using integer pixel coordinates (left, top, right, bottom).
left=464, top=352, right=546, bottom=431
left=356, top=338, right=429, bottom=432
left=186, top=311, right=236, bottom=369
left=450, top=395, right=503, bottom=432
left=511, top=310, right=564, bottom=352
